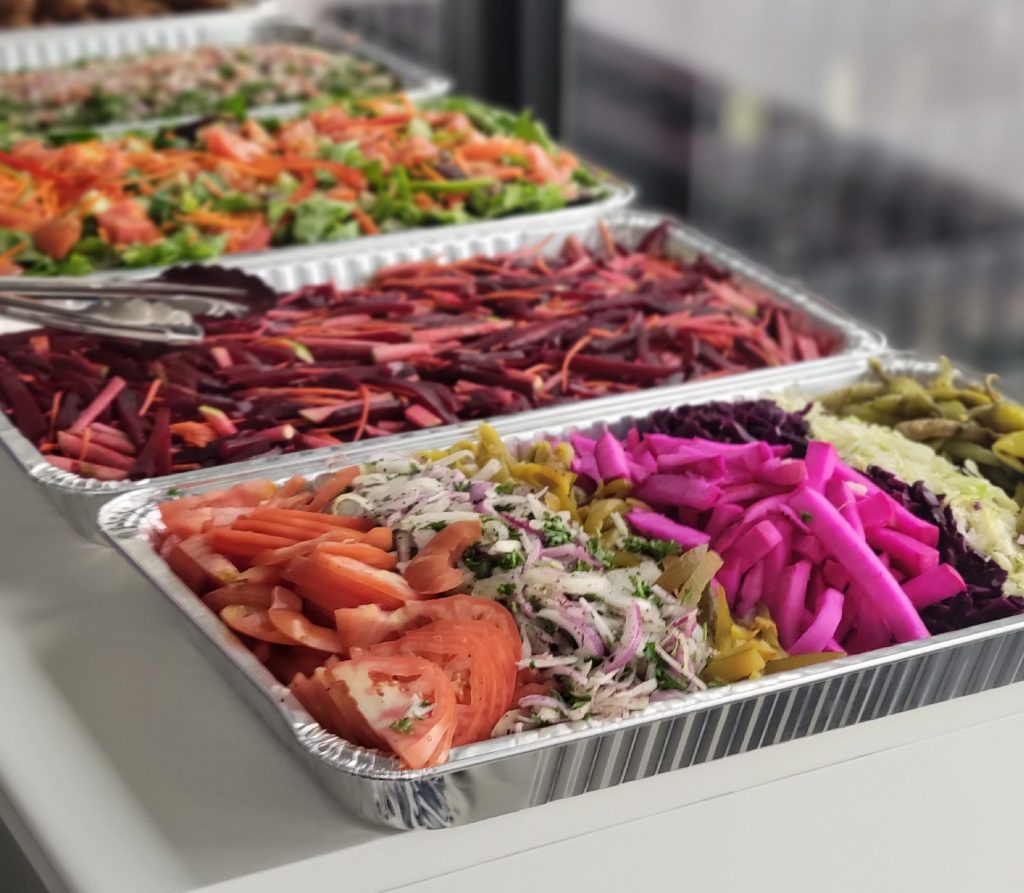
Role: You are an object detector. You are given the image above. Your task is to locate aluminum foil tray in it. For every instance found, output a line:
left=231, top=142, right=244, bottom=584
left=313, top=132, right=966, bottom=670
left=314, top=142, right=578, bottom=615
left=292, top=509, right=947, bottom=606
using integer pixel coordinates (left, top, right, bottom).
left=0, top=15, right=449, bottom=132
left=0, top=209, right=883, bottom=540
left=0, top=2, right=274, bottom=70
left=98, top=351, right=1015, bottom=831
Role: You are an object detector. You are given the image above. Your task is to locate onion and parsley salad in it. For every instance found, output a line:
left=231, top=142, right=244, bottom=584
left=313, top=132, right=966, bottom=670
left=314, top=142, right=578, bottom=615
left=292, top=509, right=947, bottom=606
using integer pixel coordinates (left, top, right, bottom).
left=0, top=96, right=606, bottom=276
left=0, top=43, right=401, bottom=133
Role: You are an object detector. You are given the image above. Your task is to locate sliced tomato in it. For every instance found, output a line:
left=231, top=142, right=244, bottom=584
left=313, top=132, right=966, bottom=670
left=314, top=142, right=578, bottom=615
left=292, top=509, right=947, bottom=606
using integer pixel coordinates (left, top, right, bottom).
left=323, top=655, right=457, bottom=768
left=248, top=506, right=373, bottom=533
left=96, top=200, right=161, bottom=246
left=227, top=224, right=273, bottom=255
left=251, top=527, right=367, bottom=567
left=368, top=619, right=516, bottom=746
left=203, top=580, right=299, bottom=614
left=267, top=609, right=344, bottom=653
left=166, top=533, right=239, bottom=593
left=284, top=551, right=418, bottom=612
left=204, top=480, right=279, bottom=507
left=290, top=669, right=351, bottom=734
left=231, top=518, right=326, bottom=540
left=201, top=124, right=268, bottom=163
left=334, top=603, right=410, bottom=655
left=403, top=519, right=481, bottom=595
left=308, top=466, right=360, bottom=512
left=220, top=605, right=295, bottom=645
left=32, top=215, right=81, bottom=260
left=405, top=595, right=521, bottom=665
left=208, top=527, right=298, bottom=559
left=312, top=541, right=396, bottom=570
left=264, top=646, right=327, bottom=685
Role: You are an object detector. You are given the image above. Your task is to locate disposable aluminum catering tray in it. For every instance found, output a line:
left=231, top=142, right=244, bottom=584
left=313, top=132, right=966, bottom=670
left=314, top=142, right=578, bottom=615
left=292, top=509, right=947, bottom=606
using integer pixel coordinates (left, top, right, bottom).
left=0, top=15, right=449, bottom=131
left=98, top=350, right=1022, bottom=831
left=0, top=2, right=274, bottom=70
left=0, top=209, right=883, bottom=540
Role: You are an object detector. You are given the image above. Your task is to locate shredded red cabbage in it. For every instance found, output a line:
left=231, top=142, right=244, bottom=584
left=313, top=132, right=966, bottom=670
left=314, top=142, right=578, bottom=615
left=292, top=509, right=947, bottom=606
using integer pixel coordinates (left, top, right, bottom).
left=863, top=466, right=1024, bottom=633
left=647, top=399, right=811, bottom=456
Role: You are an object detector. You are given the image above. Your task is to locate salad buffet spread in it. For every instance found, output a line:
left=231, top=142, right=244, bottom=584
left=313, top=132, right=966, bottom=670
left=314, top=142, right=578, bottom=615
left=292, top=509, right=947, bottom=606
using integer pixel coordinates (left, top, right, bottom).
left=2, top=5, right=1020, bottom=826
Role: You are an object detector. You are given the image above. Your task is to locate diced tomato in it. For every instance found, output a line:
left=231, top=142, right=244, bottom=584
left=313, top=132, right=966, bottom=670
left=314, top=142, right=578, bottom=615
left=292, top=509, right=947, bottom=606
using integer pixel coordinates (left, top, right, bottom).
left=96, top=200, right=161, bottom=246
left=32, top=216, right=81, bottom=260
left=403, top=519, right=482, bottom=595
left=166, top=533, right=239, bottom=593
left=368, top=619, right=516, bottom=746
left=277, top=119, right=318, bottom=156
left=201, top=124, right=269, bottom=163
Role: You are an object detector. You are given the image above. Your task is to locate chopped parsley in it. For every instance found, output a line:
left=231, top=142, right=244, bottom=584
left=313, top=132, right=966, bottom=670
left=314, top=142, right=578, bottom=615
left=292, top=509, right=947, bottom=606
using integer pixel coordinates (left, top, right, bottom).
left=644, top=641, right=688, bottom=691
left=462, top=546, right=495, bottom=579
left=631, top=577, right=653, bottom=599
left=622, top=535, right=681, bottom=560
left=389, top=717, right=414, bottom=734
left=587, top=536, right=613, bottom=569
left=454, top=480, right=471, bottom=492
left=497, top=549, right=525, bottom=571
left=542, top=512, right=573, bottom=546
left=799, top=511, right=814, bottom=524
left=426, top=520, right=448, bottom=531
left=495, top=481, right=516, bottom=495
left=498, top=582, right=515, bottom=596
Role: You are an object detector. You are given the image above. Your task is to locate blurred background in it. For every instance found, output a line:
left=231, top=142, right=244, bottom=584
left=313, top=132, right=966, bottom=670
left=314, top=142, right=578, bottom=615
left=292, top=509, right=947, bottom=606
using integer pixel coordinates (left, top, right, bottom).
left=290, top=0, right=1024, bottom=388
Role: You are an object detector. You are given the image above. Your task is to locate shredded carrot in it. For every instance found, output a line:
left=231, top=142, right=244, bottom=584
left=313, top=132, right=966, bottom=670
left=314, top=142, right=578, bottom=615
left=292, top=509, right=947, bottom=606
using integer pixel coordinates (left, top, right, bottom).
left=353, top=384, right=372, bottom=442
left=137, top=378, right=162, bottom=417
left=47, top=390, right=63, bottom=443
left=352, top=206, right=379, bottom=236
left=561, top=333, right=593, bottom=393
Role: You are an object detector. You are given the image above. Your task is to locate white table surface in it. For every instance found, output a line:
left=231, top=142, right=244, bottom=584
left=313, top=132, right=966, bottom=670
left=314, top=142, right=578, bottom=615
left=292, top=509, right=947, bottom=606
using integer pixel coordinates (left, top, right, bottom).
left=3, top=445, right=1024, bottom=893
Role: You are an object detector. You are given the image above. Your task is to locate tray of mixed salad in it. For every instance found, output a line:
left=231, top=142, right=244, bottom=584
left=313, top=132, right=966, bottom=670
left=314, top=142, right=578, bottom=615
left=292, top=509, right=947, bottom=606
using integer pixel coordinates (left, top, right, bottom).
left=0, top=1, right=272, bottom=57
left=97, top=351, right=1024, bottom=828
left=0, top=95, right=628, bottom=277
left=0, top=17, right=450, bottom=136
left=0, top=210, right=878, bottom=538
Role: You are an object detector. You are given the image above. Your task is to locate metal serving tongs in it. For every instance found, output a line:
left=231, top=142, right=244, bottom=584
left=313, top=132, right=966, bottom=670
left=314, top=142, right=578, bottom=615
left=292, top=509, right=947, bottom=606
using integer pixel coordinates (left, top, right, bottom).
left=0, top=276, right=252, bottom=343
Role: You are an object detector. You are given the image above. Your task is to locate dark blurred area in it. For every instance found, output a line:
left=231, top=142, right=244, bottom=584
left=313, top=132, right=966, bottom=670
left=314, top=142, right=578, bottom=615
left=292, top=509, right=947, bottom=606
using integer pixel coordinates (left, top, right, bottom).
left=324, top=0, right=1024, bottom=388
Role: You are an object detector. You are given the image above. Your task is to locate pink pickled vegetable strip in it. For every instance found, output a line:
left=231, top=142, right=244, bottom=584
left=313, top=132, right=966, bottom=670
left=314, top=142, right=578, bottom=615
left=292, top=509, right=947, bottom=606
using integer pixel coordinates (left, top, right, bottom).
left=714, top=494, right=792, bottom=553
left=864, top=526, right=940, bottom=577
left=834, top=466, right=938, bottom=547
left=657, top=453, right=726, bottom=477
left=80, top=425, right=135, bottom=455
left=735, top=561, right=765, bottom=618
left=210, top=346, right=233, bottom=369
left=821, top=558, right=850, bottom=592
left=625, top=509, right=710, bottom=550
left=842, top=587, right=891, bottom=653
left=804, top=441, right=838, bottom=490
left=717, top=481, right=784, bottom=505
left=575, top=456, right=600, bottom=482
left=705, top=503, right=743, bottom=538
left=786, top=589, right=843, bottom=651
left=790, top=587, right=844, bottom=655
left=69, top=376, right=126, bottom=435
left=756, top=457, right=807, bottom=487
left=595, top=431, right=632, bottom=481
left=569, top=433, right=597, bottom=456
left=719, top=520, right=782, bottom=598
left=793, top=534, right=827, bottom=564
left=855, top=491, right=894, bottom=528
left=775, top=560, right=812, bottom=649
left=902, top=564, right=966, bottom=609
left=624, top=427, right=641, bottom=453
left=789, top=487, right=929, bottom=642
left=634, top=474, right=720, bottom=510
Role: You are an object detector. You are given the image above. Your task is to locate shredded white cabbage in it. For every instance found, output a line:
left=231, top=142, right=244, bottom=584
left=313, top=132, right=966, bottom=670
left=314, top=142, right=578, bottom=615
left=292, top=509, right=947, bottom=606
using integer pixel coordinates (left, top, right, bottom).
left=781, top=397, right=1024, bottom=594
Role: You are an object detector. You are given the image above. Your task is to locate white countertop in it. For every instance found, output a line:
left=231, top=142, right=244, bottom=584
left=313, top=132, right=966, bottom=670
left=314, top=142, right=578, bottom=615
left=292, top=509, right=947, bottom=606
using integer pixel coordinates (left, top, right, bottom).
left=2, top=446, right=1024, bottom=893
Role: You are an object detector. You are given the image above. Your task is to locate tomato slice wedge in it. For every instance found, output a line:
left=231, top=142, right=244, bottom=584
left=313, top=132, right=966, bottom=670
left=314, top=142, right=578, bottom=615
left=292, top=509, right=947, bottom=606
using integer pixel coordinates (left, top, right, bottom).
left=311, top=655, right=457, bottom=768
left=404, top=595, right=522, bottom=666
left=284, top=551, right=418, bottom=612
left=403, top=520, right=482, bottom=595
left=367, top=619, right=516, bottom=746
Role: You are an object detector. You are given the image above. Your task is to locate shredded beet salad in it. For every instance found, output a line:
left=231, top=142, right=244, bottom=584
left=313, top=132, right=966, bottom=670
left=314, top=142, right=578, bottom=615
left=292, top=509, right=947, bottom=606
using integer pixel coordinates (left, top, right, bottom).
left=0, top=224, right=838, bottom=482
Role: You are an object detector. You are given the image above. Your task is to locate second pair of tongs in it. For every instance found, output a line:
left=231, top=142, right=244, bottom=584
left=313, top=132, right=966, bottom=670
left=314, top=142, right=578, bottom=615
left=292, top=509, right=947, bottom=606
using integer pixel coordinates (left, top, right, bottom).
left=0, top=276, right=253, bottom=343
